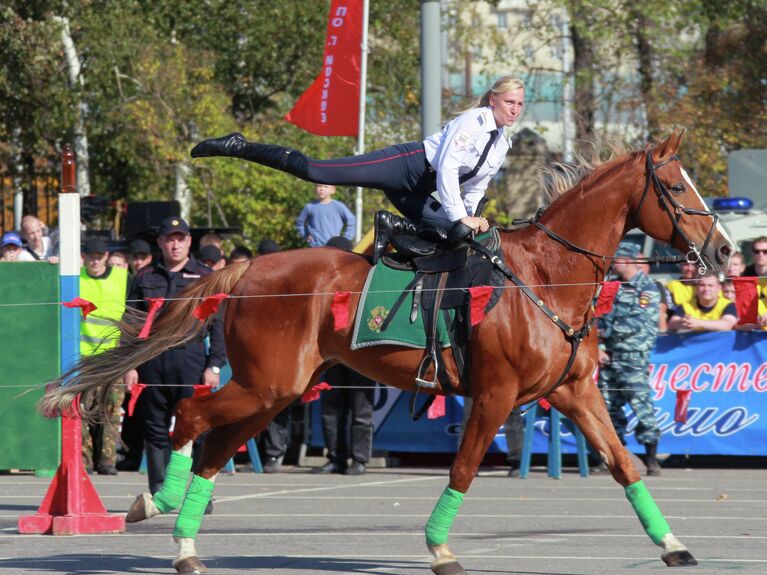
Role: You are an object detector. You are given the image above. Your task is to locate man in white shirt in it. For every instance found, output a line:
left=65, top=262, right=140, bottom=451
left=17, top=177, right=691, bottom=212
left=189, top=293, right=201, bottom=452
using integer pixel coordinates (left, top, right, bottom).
left=17, top=215, right=59, bottom=263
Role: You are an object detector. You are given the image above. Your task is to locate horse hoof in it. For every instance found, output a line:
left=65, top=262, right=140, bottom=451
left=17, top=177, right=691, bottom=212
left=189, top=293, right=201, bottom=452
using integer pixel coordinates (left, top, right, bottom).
left=662, top=550, right=698, bottom=567
left=174, top=556, right=208, bottom=574
left=431, top=560, right=467, bottom=575
left=125, top=493, right=156, bottom=523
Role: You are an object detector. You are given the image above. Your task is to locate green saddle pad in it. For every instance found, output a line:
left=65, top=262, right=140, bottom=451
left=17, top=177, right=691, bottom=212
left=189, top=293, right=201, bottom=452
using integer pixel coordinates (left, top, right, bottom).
left=351, top=263, right=453, bottom=350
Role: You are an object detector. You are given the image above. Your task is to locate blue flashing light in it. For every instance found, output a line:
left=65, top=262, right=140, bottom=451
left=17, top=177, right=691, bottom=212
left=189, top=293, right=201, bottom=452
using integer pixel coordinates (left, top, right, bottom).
left=713, top=197, right=754, bottom=211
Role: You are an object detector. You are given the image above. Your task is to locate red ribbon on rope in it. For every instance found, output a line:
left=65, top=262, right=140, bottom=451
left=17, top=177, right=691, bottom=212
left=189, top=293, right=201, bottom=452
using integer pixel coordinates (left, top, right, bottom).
left=126, top=382, right=147, bottom=417
left=594, top=281, right=621, bottom=317
left=427, top=395, right=446, bottom=419
left=469, top=286, right=494, bottom=326
left=675, top=389, right=692, bottom=424
left=331, top=291, right=351, bottom=331
left=301, top=382, right=333, bottom=404
left=193, top=384, right=213, bottom=398
left=61, top=297, right=97, bottom=318
left=193, top=292, right=230, bottom=321
left=138, top=297, right=165, bottom=340
left=733, top=277, right=759, bottom=324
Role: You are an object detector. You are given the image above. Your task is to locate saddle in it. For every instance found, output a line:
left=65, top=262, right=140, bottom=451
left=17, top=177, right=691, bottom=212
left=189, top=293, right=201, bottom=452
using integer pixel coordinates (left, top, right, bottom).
left=378, top=228, right=506, bottom=417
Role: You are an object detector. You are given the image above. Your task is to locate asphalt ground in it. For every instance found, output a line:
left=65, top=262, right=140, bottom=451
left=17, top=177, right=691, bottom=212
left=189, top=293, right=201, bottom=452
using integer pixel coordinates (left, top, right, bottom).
left=0, top=465, right=765, bottom=575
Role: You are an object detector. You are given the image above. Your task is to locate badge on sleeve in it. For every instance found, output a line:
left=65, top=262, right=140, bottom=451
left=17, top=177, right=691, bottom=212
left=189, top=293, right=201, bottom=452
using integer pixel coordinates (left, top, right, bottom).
left=638, top=291, right=652, bottom=308
left=454, top=130, right=472, bottom=151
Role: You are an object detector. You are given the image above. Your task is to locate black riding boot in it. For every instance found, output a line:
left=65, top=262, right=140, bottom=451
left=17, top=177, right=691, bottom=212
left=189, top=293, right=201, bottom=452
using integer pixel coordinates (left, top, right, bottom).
left=644, top=442, right=662, bottom=476
left=373, top=211, right=418, bottom=264
left=190, top=133, right=309, bottom=177
left=144, top=442, right=170, bottom=495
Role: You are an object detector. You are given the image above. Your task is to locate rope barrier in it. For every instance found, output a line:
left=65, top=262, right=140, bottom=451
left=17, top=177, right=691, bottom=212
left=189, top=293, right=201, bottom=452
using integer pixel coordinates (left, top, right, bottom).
left=0, top=275, right=763, bottom=309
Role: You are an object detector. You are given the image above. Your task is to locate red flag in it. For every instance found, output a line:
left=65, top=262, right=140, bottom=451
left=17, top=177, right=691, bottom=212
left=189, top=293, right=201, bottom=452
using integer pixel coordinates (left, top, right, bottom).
left=62, top=297, right=97, bottom=318
left=285, top=0, right=362, bottom=136
left=733, top=277, right=759, bottom=324
left=139, top=297, right=165, bottom=340
left=193, top=384, right=212, bottom=399
left=126, top=382, right=146, bottom=417
left=469, top=286, right=494, bottom=326
left=594, top=281, right=621, bottom=317
left=331, top=291, right=351, bottom=331
left=193, top=293, right=230, bottom=321
left=302, top=382, right=333, bottom=404
left=675, top=389, right=692, bottom=423
left=427, top=395, right=446, bottom=420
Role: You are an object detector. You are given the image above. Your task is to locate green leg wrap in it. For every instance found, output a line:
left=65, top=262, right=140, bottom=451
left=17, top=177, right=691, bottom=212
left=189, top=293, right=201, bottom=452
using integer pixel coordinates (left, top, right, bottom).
left=425, top=486, right=465, bottom=546
left=173, top=474, right=215, bottom=539
left=153, top=451, right=193, bottom=514
left=625, top=480, right=671, bottom=545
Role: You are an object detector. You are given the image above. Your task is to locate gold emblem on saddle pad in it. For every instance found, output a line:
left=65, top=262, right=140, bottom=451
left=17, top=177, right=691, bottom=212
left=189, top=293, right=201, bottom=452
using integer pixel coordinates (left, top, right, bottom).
left=367, top=305, right=389, bottom=333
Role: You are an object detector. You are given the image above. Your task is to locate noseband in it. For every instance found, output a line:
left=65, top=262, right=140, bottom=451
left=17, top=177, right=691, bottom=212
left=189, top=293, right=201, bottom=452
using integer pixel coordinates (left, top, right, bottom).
left=635, top=150, right=719, bottom=275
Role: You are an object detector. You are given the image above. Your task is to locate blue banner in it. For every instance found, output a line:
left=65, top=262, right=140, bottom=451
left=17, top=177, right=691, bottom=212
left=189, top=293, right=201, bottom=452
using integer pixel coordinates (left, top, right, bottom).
left=309, top=331, right=767, bottom=456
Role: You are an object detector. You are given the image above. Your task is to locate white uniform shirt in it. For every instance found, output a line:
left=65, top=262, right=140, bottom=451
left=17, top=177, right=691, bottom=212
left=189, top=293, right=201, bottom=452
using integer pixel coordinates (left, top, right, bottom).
left=422, top=107, right=511, bottom=222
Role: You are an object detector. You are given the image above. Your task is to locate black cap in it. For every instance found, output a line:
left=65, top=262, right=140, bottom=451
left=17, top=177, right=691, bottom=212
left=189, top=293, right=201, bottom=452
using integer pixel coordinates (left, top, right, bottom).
left=257, top=239, right=281, bottom=255
left=159, top=216, right=190, bottom=236
left=230, top=245, right=253, bottom=260
left=82, top=237, right=107, bottom=255
left=326, top=236, right=353, bottom=251
left=128, top=238, right=152, bottom=255
left=198, top=245, right=223, bottom=264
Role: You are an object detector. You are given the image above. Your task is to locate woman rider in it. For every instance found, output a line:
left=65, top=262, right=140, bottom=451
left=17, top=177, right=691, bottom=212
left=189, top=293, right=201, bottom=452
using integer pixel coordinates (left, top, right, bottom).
left=191, top=76, right=525, bottom=262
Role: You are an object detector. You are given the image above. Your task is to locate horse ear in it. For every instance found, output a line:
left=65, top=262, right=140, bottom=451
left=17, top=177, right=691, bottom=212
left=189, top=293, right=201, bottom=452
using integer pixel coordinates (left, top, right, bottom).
left=653, top=129, right=685, bottom=162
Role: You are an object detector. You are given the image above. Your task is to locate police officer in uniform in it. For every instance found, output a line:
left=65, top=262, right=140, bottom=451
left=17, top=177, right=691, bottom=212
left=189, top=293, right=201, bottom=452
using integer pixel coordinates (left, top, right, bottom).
left=123, top=217, right=225, bottom=501
left=598, top=243, right=663, bottom=475
left=80, top=237, right=130, bottom=475
left=191, top=76, right=526, bottom=262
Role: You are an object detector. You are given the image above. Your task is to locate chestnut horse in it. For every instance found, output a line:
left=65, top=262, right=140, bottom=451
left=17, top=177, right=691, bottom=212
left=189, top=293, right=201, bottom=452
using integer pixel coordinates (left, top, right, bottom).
left=43, top=132, right=733, bottom=574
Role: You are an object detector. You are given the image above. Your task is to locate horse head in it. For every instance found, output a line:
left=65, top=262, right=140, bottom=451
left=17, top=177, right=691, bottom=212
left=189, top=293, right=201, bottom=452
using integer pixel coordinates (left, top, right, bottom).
left=630, top=130, right=735, bottom=273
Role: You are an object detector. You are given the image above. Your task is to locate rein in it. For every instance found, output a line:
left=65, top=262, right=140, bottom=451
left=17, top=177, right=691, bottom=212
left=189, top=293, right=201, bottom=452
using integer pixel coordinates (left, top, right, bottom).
left=467, top=238, right=593, bottom=390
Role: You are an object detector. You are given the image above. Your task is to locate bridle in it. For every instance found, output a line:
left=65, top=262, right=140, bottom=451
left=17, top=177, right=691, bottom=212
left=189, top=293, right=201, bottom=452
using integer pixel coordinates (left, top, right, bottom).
left=512, top=150, right=720, bottom=275
left=634, top=150, right=720, bottom=275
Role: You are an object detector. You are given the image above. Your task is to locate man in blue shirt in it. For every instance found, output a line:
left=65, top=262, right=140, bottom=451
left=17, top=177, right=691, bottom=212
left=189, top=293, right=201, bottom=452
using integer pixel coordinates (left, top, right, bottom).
left=295, top=184, right=356, bottom=247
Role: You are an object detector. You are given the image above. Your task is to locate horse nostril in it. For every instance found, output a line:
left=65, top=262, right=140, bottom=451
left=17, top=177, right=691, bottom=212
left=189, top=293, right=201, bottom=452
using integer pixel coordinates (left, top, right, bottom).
left=719, top=244, right=732, bottom=257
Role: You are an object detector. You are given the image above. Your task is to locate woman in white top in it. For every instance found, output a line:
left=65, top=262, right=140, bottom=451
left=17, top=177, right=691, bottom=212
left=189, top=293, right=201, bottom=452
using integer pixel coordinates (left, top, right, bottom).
left=192, top=76, right=524, bottom=260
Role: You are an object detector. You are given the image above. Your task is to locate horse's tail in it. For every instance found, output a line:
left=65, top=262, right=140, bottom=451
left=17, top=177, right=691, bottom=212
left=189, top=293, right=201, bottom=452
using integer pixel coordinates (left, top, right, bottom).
left=39, top=262, right=251, bottom=423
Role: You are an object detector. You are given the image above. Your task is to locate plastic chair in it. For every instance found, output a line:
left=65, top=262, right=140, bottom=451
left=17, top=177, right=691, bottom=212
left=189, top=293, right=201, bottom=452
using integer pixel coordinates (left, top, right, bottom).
left=519, top=402, right=589, bottom=479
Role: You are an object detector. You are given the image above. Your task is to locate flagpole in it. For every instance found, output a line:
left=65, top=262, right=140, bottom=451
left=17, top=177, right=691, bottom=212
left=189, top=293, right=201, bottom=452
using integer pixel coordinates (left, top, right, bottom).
left=354, top=0, right=369, bottom=243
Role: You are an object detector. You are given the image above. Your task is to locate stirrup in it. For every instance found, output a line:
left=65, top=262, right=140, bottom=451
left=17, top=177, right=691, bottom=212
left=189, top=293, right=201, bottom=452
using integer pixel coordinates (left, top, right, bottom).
left=415, top=350, right=440, bottom=389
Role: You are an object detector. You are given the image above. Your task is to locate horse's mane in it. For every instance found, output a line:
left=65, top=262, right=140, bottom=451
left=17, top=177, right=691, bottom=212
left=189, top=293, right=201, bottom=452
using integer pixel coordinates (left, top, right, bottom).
left=540, top=138, right=640, bottom=203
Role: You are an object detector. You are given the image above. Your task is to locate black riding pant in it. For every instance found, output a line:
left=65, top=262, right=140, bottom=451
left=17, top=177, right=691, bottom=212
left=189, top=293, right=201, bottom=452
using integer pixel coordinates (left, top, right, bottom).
left=291, top=142, right=447, bottom=227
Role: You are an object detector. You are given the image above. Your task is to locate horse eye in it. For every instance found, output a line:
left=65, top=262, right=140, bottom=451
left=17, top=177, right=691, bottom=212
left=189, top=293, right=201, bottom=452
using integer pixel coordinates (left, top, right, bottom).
left=670, top=183, right=685, bottom=195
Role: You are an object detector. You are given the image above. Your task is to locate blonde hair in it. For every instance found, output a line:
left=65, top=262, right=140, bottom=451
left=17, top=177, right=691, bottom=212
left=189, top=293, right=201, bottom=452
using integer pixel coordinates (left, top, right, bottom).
left=472, top=76, right=525, bottom=109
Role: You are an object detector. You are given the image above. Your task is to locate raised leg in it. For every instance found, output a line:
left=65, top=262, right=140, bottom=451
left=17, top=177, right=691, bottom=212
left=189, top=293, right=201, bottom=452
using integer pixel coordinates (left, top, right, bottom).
left=547, top=379, right=697, bottom=567
left=426, top=390, right=516, bottom=575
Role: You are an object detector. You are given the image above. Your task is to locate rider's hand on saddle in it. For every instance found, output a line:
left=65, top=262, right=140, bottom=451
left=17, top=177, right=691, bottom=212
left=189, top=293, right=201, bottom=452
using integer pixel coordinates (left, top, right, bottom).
left=460, top=216, right=490, bottom=233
